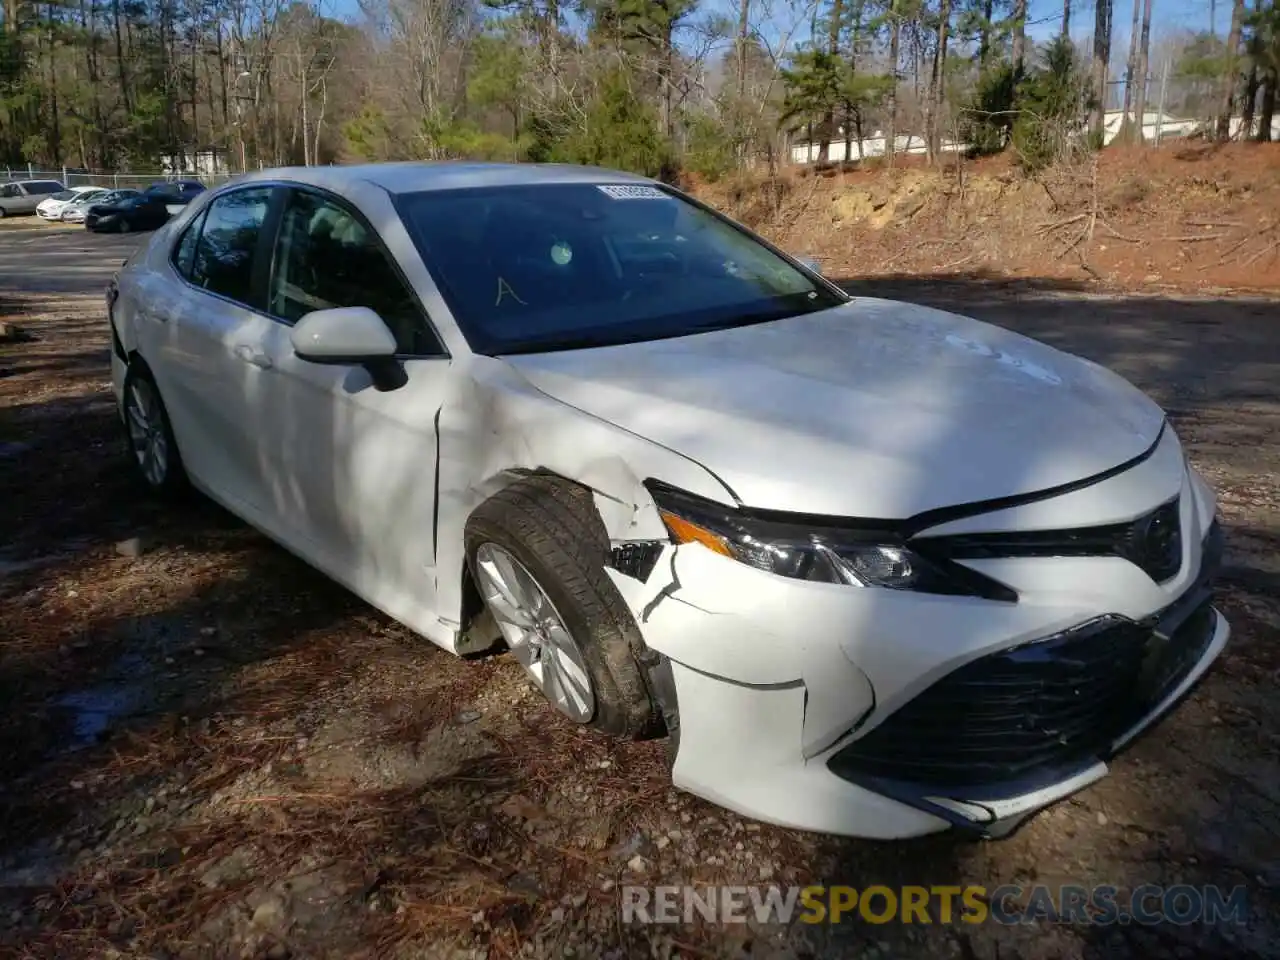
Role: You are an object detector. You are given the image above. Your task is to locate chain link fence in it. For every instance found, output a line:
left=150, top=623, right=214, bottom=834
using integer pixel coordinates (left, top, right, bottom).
left=2, top=166, right=237, bottom=189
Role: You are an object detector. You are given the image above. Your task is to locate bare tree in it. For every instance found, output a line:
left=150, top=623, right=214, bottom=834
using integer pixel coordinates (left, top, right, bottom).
left=1010, top=0, right=1026, bottom=72
left=886, top=0, right=900, bottom=166
left=1132, top=0, right=1155, bottom=136
left=1089, top=0, right=1113, bottom=142
left=924, top=0, right=950, bottom=163
left=1216, top=0, right=1244, bottom=139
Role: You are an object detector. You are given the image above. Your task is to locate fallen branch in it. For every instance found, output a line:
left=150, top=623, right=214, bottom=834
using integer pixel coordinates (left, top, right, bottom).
left=1037, top=213, right=1090, bottom=232
left=1099, top=219, right=1142, bottom=243
left=1160, top=233, right=1234, bottom=242
left=1242, top=239, right=1280, bottom=268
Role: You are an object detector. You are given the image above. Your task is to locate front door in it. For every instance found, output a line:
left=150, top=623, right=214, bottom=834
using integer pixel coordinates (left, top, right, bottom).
left=252, top=186, right=454, bottom=618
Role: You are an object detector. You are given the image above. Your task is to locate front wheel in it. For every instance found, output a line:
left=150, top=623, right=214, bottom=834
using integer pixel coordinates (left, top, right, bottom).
left=118, top=218, right=132, bottom=234
left=465, top=477, right=663, bottom=739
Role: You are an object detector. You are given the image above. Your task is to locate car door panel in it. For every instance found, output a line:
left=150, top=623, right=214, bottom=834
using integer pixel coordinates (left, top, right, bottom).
left=253, top=186, right=451, bottom=620
left=146, top=185, right=281, bottom=515
left=254, top=321, right=449, bottom=621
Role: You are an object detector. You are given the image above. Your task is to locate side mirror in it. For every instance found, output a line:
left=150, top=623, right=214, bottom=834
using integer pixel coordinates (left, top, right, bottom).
left=796, top=255, right=824, bottom=276
left=291, top=306, right=406, bottom=391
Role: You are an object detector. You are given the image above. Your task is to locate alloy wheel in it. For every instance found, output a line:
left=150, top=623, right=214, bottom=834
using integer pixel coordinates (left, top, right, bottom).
left=473, top=543, right=596, bottom=722
left=125, top=378, right=169, bottom=489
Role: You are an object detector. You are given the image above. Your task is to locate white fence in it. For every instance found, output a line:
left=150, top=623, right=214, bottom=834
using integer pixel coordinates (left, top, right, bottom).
left=2, top=167, right=236, bottom=189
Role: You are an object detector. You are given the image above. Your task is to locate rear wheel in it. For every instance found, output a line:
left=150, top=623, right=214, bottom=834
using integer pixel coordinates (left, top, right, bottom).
left=122, top=361, right=187, bottom=496
left=465, top=477, right=663, bottom=739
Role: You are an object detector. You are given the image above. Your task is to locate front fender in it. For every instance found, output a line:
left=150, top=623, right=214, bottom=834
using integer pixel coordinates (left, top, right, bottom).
left=433, top=355, right=735, bottom=626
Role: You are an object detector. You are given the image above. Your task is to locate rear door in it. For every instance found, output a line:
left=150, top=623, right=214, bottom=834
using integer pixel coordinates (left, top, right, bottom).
left=139, top=184, right=285, bottom=520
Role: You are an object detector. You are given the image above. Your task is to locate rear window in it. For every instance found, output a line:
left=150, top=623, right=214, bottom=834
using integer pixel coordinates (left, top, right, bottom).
left=25, top=181, right=65, bottom=195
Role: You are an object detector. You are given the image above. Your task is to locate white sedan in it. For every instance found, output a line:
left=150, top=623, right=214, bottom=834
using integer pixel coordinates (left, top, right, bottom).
left=106, top=163, right=1228, bottom=839
left=35, top=184, right=102, bottom=219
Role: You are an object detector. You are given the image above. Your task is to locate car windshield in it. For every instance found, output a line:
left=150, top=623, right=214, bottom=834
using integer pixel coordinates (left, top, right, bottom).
left=394, top=182, right=845, bottom=355
left=51, top=190, right=76, bottom=201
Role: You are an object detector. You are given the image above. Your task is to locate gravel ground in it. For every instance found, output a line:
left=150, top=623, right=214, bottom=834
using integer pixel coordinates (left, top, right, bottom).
left=1, top=273, right=1278, bottom=960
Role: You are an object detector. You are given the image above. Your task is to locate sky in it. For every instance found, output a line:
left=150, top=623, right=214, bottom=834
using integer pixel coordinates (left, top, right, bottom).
left=327, top=0, right=1219, bottom=66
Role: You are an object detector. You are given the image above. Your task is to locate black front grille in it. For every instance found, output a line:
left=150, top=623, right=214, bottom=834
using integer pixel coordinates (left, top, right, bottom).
left=829, top=583, right=1218, bottom=790
left=920, top=496, right=1183, bottom=584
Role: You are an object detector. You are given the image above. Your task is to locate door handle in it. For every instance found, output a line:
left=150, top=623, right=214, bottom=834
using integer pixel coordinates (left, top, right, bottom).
left=234, top=344, right=274, bottom=370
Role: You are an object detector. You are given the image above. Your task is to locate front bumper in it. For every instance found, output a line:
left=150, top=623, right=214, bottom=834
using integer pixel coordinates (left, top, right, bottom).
left=605, top=430, right=1229, bottom=839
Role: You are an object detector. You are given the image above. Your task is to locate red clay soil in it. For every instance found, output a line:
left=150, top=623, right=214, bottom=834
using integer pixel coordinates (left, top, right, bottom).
left=696, top=141, right=1280, bottom=295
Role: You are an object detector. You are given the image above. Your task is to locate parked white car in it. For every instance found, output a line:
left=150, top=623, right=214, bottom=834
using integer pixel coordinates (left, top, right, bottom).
left=57, top=188, right=113, bottom=222
left=35, top=184, right=101, bottom=220
left=106, top=163, right=1228, bottom=839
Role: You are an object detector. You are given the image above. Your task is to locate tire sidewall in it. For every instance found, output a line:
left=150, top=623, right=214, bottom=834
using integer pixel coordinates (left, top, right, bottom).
left=122, top=361, right=186, bottom=497
left=465, top=510, right=648, bottom=736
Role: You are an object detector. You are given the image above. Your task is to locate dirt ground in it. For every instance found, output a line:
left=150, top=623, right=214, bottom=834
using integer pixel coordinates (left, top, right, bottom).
left=3, top=158, right=1280, bottom=959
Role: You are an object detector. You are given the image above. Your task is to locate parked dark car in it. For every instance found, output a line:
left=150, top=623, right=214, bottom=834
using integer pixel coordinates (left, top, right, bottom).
left=147, top=180, right=206, bottom=208
left=85, top=188, right=174, bottom=233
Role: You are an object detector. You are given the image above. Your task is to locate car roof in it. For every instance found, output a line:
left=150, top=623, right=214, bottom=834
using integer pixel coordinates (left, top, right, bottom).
left=10, top=179, right=63, bottom=187
left=71, top=185, right=102, bottom=192
left=230, top=161, right=653, bottom=196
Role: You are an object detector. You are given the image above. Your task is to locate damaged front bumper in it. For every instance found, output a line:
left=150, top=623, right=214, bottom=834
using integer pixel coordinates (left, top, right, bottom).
left=603, top=475, right=1228, bottom=840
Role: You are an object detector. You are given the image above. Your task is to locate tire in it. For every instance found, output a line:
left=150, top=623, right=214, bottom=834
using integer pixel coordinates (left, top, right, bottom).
left=119, top=218, right=132, bottom=234
left=122, top=359, right=188, bottom=497
left=465, top=476, right=663, bottom=740
left=0, top=207, right=6, bottom=219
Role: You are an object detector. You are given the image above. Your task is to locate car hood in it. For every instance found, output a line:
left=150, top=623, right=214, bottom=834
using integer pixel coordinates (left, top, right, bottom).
left=501, top=298, right=1167, bottom=519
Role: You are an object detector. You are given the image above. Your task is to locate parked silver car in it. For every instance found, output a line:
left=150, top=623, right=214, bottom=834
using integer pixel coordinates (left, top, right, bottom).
left=0, top=179, right=66, bottom=216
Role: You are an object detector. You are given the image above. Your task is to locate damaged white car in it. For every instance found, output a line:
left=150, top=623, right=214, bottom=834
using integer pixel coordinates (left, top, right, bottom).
left=106, top=163, right=1228, bottom=839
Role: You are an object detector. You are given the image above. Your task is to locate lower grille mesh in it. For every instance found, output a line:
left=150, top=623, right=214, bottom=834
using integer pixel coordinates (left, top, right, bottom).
left=829, top=600, right=1217, bottom=789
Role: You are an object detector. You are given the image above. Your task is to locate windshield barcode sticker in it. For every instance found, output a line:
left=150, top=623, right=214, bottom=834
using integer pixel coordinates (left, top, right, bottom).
left=597, top=184, right=670, bottom=200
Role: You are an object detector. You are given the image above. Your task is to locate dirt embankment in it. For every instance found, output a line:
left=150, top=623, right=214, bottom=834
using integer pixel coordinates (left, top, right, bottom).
left=695, top=142, right=1280, bottom=294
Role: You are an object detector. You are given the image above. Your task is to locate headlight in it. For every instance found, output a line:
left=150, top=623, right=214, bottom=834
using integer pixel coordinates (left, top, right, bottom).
left=648, top=482, right=1015, bottom=602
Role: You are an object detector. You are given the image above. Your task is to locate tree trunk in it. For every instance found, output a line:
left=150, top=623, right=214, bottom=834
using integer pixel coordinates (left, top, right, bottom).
left=1257, top=66, right=1276, bottom=142
left=886, top=0, right=899, bottom=167
left=1242, top=65, right=1259, bottom=137
left=1119, top=0, right=1142, bottom=138
left=1010, top=0, right=1026, bottom=73
left=46, top=8, right=61, bottom=164
left=1132, top=0, right=1154, bottom=141
left=1061, top=0, right=1071, bottom=37
left=926, top=0, right=951, bottom=163
left=1089, top=0, right=1113, bottom=143
left=1215, top=0, right=1244, bottom=140
left=300, top=63, right=309, bottom=166
left=978, top=0, right=993, bottom=65
left=111, top=0, right=130, bottom=115
left=818, top=0, right=844, bottom=165
left=736, top=0, right=749, bottom=99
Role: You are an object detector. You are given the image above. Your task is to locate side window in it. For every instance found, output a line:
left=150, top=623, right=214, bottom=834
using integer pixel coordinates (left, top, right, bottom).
left=172, top=209, right=207, bottom=279
left=190, top=187, right=272, bottom=306
left=1, top=185, right=17, bottom=198
left=268, top=190, right=436, bottom=355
